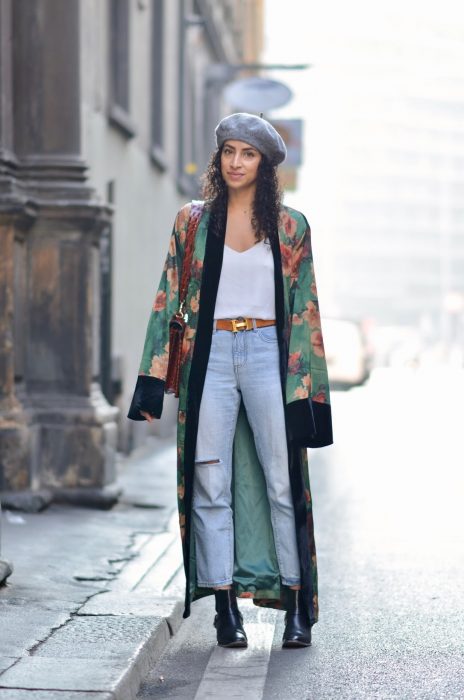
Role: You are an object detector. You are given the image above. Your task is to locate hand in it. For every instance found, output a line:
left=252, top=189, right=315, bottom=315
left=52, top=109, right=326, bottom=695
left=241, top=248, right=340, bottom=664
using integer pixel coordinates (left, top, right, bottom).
left=139, top=410, right=155, bottom=422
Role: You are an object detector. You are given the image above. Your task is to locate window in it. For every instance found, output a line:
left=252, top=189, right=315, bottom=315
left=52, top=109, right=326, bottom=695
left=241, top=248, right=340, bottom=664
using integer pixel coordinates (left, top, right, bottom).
left=108, top=0, right=136, bottom=137
left=150, top=0, right=166, bottom=168
left=177, top=0, right=199, bottom=195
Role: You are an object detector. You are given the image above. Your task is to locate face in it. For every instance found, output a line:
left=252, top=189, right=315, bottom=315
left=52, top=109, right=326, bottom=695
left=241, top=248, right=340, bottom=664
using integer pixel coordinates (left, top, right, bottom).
left=220, top=140, right=262, bottom=191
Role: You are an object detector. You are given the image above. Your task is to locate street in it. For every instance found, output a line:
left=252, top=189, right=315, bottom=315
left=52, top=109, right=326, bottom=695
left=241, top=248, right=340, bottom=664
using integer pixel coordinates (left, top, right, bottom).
left=2, top=3, right=464, bottom=698
left=0, top=438, right=182, bottom=699
left=137, top=368, right=464, bottom=699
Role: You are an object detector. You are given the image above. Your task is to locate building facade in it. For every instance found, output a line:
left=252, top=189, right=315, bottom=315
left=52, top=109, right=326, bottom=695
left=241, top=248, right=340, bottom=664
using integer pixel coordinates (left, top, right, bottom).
left=0, top=0, right=264, bottom=505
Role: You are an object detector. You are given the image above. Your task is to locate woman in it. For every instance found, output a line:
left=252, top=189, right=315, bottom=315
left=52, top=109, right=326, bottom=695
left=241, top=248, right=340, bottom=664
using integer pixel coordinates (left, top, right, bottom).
left=128, top=113, right=333, bottom=649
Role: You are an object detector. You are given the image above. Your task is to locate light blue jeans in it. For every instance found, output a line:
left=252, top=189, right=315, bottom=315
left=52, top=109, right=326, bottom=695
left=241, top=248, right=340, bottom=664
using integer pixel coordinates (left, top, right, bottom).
left=193, top=321, right=301, bottom=588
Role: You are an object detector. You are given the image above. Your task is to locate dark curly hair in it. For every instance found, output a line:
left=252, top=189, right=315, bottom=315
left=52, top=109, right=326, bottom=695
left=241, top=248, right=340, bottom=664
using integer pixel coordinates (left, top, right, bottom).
left=201, top=147, right=282, bottom=243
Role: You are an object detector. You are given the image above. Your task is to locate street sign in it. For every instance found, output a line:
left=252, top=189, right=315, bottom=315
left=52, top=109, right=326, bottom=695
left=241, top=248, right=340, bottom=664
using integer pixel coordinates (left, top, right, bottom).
left=224, top=77, right=293, bottom=112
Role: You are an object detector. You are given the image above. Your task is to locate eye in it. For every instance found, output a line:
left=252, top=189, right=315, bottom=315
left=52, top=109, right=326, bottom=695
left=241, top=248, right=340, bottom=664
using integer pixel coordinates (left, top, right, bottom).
left=244, top=151, right=256, bottom=158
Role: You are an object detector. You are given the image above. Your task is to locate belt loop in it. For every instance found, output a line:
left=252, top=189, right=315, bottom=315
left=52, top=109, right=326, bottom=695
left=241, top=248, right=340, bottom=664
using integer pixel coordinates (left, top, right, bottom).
left=252, top=318, right=257, bottom=330
left=213, top=319, right=217, bottom=333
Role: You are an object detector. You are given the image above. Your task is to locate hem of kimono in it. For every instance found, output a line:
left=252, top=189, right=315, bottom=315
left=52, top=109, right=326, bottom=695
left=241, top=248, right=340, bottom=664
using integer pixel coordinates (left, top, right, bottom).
left=192, top=585, right=281, bottom=600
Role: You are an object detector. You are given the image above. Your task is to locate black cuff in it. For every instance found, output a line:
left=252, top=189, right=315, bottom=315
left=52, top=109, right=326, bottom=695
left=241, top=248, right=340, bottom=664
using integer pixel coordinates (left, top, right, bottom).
left=286, top=398, right=333, bottom=448
left=127, top=375, right=165, bottom=421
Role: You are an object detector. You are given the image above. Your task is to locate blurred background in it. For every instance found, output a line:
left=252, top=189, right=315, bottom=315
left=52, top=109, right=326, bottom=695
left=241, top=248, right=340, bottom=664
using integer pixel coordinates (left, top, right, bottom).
left=0, top=0, right=463, bottom=505
left=265, top=0, right=464, bottom=387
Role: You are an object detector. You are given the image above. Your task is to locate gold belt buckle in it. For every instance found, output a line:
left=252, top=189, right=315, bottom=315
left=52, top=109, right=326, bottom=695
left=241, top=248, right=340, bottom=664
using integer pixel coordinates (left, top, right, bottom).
left=231, top=317, right=248, bottom=333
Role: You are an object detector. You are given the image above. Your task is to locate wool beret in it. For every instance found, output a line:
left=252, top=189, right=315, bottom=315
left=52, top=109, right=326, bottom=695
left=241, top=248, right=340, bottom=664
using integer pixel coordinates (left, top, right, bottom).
left=215, top=112, right=287, bottom=165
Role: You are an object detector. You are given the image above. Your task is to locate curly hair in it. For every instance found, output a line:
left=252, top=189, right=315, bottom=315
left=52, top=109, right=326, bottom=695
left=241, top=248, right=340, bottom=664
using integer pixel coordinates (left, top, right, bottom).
left=201, top=147, right=282, bottom=243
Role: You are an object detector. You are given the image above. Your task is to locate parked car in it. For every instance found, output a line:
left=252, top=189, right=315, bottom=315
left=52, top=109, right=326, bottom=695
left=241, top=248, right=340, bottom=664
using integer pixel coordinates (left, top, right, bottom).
left=323, top=318, right=371, bottom=390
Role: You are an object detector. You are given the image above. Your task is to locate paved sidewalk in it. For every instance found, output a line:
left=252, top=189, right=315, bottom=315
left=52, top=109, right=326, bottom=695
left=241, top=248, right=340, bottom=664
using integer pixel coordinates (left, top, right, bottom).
left=0, top=436, right=184, bottom=700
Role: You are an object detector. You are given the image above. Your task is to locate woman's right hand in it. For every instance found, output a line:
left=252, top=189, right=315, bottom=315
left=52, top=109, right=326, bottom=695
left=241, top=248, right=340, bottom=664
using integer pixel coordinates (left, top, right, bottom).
left=139, top=410, right=155, bottom=422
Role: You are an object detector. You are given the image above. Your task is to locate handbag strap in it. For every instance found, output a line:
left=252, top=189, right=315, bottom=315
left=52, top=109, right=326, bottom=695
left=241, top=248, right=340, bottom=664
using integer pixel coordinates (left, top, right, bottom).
left=178, top=202, right=204, bottom=310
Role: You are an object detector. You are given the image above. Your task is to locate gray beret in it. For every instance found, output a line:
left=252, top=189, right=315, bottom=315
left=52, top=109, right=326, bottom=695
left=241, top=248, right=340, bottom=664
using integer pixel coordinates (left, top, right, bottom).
left=215, top=112, right=287, bottom=166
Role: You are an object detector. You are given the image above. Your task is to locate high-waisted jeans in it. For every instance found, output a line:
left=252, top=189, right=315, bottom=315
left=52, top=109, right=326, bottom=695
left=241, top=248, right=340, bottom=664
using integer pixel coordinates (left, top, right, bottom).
left=192, top=321, right=301, bottom=588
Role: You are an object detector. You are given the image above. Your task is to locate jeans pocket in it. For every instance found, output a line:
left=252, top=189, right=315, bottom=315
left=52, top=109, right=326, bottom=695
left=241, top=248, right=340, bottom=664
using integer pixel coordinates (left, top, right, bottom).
left=257, top=325, right=278, bottom=343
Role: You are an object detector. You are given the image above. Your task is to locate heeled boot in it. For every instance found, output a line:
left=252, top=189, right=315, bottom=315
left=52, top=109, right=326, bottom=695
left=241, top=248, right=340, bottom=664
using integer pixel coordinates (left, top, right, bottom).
left=282, top=588, right=312, bottom=648
left=213, top=589, right=248, bottom=648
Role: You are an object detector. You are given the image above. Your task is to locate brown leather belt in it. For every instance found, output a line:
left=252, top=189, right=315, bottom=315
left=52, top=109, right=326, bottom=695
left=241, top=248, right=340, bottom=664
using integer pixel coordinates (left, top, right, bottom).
left=215, top=317, right=276, bottom=332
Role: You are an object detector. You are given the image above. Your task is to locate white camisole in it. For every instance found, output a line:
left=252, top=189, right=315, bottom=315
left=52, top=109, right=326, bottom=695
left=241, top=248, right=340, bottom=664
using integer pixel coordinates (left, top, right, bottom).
left=213, top=239, right=276, bottom=320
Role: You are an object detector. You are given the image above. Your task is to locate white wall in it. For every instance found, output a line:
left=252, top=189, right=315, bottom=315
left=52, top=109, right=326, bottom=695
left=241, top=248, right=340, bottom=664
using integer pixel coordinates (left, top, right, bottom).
left=80, top=0, right=185, bottom=449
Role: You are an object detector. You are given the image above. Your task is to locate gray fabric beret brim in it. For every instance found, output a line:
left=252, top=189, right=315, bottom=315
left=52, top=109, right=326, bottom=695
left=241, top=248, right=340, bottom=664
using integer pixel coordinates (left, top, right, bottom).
left=215, top=112, right=287, bottom=166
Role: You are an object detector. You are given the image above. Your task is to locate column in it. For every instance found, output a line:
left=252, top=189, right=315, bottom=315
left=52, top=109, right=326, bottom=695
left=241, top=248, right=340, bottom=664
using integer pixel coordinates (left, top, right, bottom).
left=0, top=0, right=119, bottom=508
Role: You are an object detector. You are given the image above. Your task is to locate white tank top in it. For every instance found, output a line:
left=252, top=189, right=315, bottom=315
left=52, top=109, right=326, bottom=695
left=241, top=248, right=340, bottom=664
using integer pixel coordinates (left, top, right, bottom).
left=214, top=239, right=276, bottom=320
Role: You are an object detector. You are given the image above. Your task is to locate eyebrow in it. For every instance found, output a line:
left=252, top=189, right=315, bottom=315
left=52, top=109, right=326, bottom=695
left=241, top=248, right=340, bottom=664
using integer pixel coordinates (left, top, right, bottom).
left=223, top=143, right=258, bottom=153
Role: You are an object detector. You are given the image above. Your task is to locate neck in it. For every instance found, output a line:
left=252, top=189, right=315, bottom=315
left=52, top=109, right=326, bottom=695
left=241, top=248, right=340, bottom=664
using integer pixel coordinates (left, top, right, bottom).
left=227, top=187, right=256, bottom=214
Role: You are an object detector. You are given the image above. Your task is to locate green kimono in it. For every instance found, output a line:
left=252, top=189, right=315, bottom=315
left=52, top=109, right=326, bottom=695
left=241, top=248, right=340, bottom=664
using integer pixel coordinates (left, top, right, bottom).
left=128, top=201, right=333, bottom=622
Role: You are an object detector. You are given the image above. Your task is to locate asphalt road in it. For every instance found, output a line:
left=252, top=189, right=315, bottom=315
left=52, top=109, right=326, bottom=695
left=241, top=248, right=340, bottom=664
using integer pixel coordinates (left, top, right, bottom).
left=136, top=367, right=464, bottom=700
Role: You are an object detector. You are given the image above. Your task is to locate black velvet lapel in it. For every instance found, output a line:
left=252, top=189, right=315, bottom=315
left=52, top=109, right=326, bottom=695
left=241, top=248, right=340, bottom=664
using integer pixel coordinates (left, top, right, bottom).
left=269, top=233, right=288, bottom=392
left=270, top=230, right=314, bottom=622
left=182, top=218, right=225, bottom=617
left=288, top=444, right=316, bottom=624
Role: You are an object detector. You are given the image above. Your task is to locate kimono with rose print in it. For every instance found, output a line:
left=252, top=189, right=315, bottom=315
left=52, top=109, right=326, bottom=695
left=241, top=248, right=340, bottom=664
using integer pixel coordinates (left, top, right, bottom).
left=128, top=201, right=333, bottom=623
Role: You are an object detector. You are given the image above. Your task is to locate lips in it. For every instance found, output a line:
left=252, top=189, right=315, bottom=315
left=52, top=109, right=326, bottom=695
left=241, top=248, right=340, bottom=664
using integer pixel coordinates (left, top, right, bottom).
left=227, top=172, right=243, bottom=179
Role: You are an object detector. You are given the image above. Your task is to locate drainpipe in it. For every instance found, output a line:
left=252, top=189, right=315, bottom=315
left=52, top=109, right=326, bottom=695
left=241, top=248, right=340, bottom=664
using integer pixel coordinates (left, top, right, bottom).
left=176, top=0, right=186, bottom=193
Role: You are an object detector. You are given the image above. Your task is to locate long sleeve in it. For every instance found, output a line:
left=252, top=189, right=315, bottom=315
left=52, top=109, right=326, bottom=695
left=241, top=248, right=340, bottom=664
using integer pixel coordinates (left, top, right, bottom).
left=127, top=204, right=190, bottom=421
left=285, top=216, right=333, bottom=447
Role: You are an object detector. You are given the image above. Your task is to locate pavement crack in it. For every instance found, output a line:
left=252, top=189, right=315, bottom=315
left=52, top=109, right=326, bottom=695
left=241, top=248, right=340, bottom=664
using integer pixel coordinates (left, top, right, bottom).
left=27, top=589, right=109, bottom=656
left=27, top=616, right=72, bottom=656
left=77, top=612, right=124, bottom=617
left=108, top=554, right=135, bottom=563
left=0, top=657, right=22, bottom=680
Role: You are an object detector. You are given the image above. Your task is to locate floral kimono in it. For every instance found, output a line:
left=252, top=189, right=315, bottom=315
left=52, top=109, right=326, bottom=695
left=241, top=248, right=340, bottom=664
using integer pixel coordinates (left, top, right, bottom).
left=128, top=201, right=333, bottom=623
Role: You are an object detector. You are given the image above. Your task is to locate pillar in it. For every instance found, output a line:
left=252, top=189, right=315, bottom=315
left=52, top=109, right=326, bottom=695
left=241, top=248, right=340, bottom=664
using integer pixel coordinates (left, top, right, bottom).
left=0, top=0, right=119, bottom=508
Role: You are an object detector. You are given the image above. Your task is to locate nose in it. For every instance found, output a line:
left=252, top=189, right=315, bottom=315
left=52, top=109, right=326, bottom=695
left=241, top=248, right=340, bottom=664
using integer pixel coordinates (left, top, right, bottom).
left=231, top=152, right=241, bottom=168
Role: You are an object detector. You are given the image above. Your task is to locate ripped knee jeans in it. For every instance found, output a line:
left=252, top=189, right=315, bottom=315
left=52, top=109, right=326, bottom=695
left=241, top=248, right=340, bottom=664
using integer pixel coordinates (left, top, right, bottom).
left=192, top=324, right=301, bottom=588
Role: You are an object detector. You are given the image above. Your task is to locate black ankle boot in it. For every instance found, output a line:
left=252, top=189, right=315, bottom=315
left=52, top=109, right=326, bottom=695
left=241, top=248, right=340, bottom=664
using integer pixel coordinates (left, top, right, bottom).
left=282, top=588, right=312, bottom=648
left=213, top=589, right=247, bottom=648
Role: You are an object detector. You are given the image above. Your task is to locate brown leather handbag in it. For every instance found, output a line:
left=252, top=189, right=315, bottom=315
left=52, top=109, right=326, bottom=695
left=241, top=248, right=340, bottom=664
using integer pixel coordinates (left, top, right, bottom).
left=165, top=202, right=204, bottom=397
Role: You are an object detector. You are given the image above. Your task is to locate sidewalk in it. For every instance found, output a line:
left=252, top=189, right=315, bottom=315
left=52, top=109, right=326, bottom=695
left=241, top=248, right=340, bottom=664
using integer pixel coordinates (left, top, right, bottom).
left=0, top=436, right=183, bottom=700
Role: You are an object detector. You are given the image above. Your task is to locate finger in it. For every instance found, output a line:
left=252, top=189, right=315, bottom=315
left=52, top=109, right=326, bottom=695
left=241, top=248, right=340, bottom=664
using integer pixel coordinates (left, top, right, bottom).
left=140, top=410, right=153, bottom=422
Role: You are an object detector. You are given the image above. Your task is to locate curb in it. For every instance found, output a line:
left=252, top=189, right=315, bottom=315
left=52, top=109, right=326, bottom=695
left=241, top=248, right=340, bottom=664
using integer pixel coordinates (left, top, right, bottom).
left=0, top=599, right=184, bottom=698
left=0, top=438, right=182, bottom=698
left=110, top=599, right=184, bottom=700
